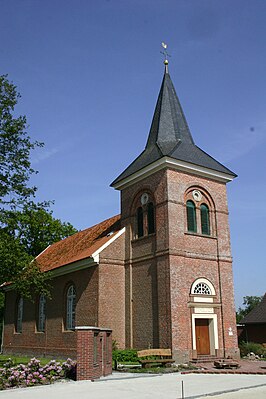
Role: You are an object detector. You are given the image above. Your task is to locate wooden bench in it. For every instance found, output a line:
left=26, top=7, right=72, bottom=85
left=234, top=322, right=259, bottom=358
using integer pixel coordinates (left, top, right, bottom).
left=137, top=349, right=175, bottom=368
left=214, top=359, right=240, bottom=369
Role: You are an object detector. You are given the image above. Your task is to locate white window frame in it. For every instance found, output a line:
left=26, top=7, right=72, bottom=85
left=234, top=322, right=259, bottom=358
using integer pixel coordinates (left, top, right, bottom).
left=191, top=278, right=215, bottom=296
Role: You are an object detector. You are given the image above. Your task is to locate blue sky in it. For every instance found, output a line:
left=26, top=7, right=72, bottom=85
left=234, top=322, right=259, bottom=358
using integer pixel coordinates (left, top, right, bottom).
left=1, top=0, right=265, bottom=308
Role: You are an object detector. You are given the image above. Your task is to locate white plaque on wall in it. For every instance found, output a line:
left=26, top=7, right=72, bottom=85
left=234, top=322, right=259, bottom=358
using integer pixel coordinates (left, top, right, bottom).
left=194, top=307, right=214, bottom=314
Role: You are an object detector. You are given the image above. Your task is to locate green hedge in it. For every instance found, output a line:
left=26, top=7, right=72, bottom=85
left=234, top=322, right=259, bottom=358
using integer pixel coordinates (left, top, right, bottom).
left=112, top=349, right=138, bottom=364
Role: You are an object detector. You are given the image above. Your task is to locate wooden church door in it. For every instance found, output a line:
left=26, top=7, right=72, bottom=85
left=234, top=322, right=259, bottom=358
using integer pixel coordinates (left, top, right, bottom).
left=195, top=319, right=210, bottom=355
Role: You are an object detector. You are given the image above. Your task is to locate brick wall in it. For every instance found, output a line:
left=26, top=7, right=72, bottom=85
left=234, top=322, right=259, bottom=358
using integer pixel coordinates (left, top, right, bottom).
left=3, top=230, right=126, bottom=358
left=76, top=327, right=112, bottom=380
left=120, top=166, right=239, bottom=361
left=3, top=267, right=99, bottom=358
left=121, top=169, right=171, bottom=349
left=98, top=233, right=125, bottom=348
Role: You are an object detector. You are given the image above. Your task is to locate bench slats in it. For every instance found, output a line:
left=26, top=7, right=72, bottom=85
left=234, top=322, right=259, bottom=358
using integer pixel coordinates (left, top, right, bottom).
left=137, top=349, right=174, bottom=368
left=137, top=349, right=172, bottom=357
left=139, top=359, right=174, bottom=364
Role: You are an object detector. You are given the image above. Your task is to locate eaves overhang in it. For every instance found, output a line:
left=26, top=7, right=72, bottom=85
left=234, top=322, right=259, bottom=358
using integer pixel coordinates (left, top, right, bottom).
left=2, top=257, right=97, bottom=292
left=112, top=156, right=236, bottom=190
left=43, top=227, right=126, bottom=277
left=50, top=257, right=97, bottom=278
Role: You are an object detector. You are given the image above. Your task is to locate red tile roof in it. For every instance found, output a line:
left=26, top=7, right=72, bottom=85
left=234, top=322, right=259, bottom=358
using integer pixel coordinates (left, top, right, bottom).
left=36, top=215, right=121, bottom=272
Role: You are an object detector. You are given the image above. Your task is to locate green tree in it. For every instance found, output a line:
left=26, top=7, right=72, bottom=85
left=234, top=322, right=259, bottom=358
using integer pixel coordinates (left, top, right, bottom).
left=236, top=296, right=263, bottom=323
left=0, top=204, right=77, bottom=297
left=0, top=75, right=77, bottom=299
left=0, top=74, right=42, bottom=208
left=2, top=203, right=77, bottom=258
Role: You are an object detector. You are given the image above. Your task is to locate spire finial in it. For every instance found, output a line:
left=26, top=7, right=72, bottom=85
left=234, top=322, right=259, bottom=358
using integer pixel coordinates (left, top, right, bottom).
left=160, top=42, right=171, bottom=73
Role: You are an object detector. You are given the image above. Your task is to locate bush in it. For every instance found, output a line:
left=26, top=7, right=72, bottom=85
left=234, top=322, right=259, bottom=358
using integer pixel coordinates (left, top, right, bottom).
left=112, top=349, right=138, bottom=364
left=239, top=341, right=266, bottom=358
left=0, top=357, right=76, bottom=390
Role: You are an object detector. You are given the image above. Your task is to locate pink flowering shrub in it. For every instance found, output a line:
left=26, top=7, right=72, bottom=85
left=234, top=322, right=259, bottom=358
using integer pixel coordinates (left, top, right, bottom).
left=0, top=358, right=76, bottom=390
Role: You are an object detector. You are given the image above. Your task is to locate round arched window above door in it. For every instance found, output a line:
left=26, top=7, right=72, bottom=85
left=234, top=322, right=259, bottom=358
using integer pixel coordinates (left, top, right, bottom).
left=191, top=278, right=215, bottom=296
left=193, top=282, right=211, bottom=295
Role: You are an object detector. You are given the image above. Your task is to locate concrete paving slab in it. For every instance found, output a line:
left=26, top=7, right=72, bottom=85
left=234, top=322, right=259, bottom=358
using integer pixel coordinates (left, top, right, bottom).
left=201, top=384, right=266, bottom=398
left=0, top=373, right=265, bottom=399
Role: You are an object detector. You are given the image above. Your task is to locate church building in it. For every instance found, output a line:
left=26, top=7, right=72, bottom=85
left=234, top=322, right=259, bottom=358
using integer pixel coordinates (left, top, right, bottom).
left=3, top=60, right=240, bottom=363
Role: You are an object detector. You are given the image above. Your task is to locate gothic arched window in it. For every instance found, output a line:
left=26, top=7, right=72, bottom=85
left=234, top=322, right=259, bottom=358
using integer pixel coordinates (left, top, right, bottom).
left=200, top=204, right=210, bottom=235
left=186, top=200, right=197, bottom=233
left=37, top=294, right=46, bottom=332
left=66, top=285, right=76, bottom=330
left=16, top=297, right=23, bottom=333
left=147, top=202, right=155, bottom=234
left=137, top=207, right=144, bottom=238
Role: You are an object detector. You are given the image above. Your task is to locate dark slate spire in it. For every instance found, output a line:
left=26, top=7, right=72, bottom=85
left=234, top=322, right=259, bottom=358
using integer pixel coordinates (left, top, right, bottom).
left=146, top=61, right=194, bottom=154
left=111, top=62, right=236, bottom=188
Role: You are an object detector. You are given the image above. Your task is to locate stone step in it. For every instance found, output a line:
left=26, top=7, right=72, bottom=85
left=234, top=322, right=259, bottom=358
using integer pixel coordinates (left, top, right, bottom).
left=191, top=356, right=219, bottom=364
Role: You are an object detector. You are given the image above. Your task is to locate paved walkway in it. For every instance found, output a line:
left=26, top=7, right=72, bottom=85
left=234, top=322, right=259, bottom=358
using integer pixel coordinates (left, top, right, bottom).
left=183, top=359, right=266, bottom=375
left=1, top=372, right=266, bottom=399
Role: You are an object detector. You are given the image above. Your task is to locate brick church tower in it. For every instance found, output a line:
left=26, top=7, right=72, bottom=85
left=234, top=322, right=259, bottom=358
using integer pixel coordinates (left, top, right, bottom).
left=111, top=61, right=240, bottom=363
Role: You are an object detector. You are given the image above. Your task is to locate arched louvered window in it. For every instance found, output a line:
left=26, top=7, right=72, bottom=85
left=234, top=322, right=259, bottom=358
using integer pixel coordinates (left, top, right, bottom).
left=37, top=294, right=46, bottom=332
left=186, top=200, right=197, bottom=233
left=147, top=202, right=155, bottom=234
left=200, top=203, right=210, bottom=235
left=66, top=285, right=76, bottom=330
left=137, top=207, right=144, bottom=238
left=16, top=297, right=23, bottom=333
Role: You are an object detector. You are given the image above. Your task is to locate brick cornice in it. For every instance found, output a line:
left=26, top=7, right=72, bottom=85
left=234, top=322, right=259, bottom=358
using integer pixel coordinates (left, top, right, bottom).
left=98, top=258, right=124, bottom=266
left=187, top=302, right=222, bottom=308
left=125, top=249, right=232, bottom=264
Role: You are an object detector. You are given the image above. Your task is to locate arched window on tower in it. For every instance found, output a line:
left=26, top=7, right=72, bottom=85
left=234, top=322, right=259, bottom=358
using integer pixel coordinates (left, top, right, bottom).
left=186, top=200, right=197, bottom=233
left=137, top=207, right=144, bottom=238
left=200, top=203, right=210, bottom=235
left=147, top=202, right=155, bottom=234
left=66, top=285, right=76, bottom=330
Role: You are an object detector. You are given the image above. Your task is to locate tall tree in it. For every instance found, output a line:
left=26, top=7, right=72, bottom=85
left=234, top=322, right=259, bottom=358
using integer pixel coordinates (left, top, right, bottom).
left=2, top=203, right=77, bottom=258
left=0, top=74, right=42, bottom=208
left=0, top=75, right=77, bottom=299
